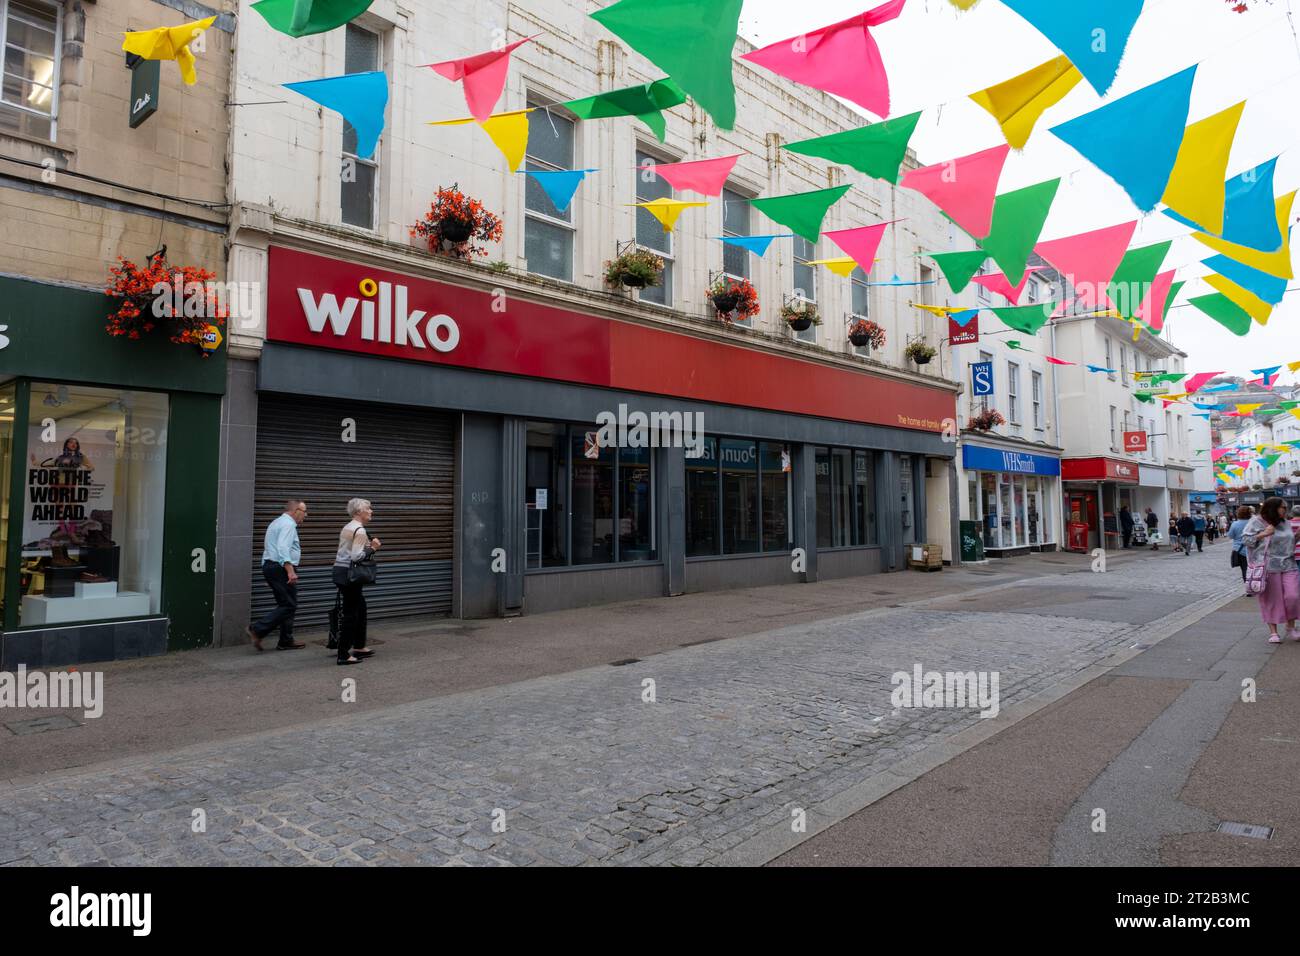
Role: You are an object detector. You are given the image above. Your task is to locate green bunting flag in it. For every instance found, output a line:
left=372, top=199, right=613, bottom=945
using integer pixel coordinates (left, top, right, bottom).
left=590, top=0, right=743, bottom=130
left=1106, top=241, right=1171, bottom=319
left=988, top=301, right=1057, bottom=335
left=563, top=78, right=687, bottom=142
left=782, top=112, right=923, bottom=185
left=977, top=179, right=1060, bottom=285
left=251, top=0, right=375, bottom=38
left=1188, top=293, right=1253, bottom=336
left=926, top=250, right=988, bottom=294
left=749, top=186, right=852, bottom=242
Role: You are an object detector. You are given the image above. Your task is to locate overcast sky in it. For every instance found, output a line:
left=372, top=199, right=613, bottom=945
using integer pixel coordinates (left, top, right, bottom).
left=738, top=0, right=1300, bottom=380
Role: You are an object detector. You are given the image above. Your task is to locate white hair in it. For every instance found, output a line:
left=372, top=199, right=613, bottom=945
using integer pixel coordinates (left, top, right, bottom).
left=347, top=498, right=371, bottom=518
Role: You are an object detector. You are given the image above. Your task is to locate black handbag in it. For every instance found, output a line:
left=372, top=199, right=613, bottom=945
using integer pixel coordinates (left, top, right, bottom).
left=348, top=556, right=378, bottom=586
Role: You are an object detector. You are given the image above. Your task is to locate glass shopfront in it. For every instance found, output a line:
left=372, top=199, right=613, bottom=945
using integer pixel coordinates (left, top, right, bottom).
left=815, top=446, right=877, bottom=548
left=687, top=436, right=791, bottom=556
left=962, top=444, right=1060, bottom=551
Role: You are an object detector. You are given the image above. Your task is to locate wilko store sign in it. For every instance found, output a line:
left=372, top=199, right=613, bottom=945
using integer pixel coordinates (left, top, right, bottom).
left=266, top=246, right=957, bottom=433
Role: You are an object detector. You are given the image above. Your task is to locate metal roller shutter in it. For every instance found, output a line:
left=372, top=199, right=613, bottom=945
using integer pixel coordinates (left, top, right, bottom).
left=251, top=393, right=455, bottom=628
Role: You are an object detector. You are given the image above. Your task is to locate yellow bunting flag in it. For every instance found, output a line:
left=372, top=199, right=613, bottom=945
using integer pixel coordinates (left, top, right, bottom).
left=1237, top=404, right=1264, bottom=416
left=1290, top=409, right=1300, bottom=421
left=630, top=198, right=707, bottom=233
left=1161, top=102, right=1244, bottom=235
left=948, top=0, right=982, bottom=9
left=122, top=15, right=216, bottom=86
left=430, top=109, right=534, bottom=170
left=1287, top=360, right=1300, bottom=372
left=911, top=303, right=960, bottom=318
left=808, top=257, right=860, bottom=277
left=1193, top=191, right=1297, bottom=279
left=969, top=55, right=1083, bottom=150
left=1203, top=273, right=1274, bottom=325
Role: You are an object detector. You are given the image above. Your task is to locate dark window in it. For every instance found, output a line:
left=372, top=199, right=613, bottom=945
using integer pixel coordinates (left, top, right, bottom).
left=816, top=446, right=878, bottom=548
left=721, top=438, right=759, bottom=554
left=854, top=450, right=876, bottom=545
left=619, top=444, right=654, bottom=562
left=686, top=437, right=719, bottom=556
left=760, top=442, right=791, bottom=552
left=341, top=24, right=381, bottom=229
left=685, top=436, right=790, bottom=557
left=525, top=422, right=567, bottom=568
left=571, top=427, right=615, bottom=565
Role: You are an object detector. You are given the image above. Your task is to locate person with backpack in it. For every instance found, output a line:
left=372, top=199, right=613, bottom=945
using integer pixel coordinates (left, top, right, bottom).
left=1242, top=497, right=1300, bottom=644
left=332, top=498, right=382, bottom=665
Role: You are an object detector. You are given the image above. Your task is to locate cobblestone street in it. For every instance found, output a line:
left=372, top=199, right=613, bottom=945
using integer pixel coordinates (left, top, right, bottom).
left=0, top=553, right=1240, bottom=866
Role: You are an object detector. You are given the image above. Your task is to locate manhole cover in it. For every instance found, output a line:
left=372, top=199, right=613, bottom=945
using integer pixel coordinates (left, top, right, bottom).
left=1217, top=821, right=1273, bottom=840
left=609, top=658, right=642, bottom=667
left=5, top=714, right=82, bottom=736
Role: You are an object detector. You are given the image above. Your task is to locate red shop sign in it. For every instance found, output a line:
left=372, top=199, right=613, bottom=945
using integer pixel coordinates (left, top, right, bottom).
left=1062, top=457, right=1140, bottom=483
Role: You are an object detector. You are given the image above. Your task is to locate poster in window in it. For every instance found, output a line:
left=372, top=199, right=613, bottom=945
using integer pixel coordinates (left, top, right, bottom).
left=22, top=422, right=116, bottom=554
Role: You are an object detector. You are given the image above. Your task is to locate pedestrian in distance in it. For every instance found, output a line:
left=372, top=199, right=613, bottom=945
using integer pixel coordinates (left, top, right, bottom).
left=248, top=499, right=308, bottom=652
left=1206, top=514, right=1219, bottom=543
left=1228, top=505, right=1252, bottom=582
left=1193, top=511, right=1207, bottom=552
left=1169, top=515, right=1182, bottom=553
left=1145, top=508, right=1160, bottom=550
left=1241, top=497, right=1300, bottom=644
left=1119, top=505, right=1134, bottom=549
left=332, top=498, right=382, bottom=666
left=1176, top=512, right=1196, bottom=557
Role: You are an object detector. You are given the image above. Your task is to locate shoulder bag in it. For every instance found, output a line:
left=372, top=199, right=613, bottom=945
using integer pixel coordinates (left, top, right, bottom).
left=347, top=527, right=378, bottom=586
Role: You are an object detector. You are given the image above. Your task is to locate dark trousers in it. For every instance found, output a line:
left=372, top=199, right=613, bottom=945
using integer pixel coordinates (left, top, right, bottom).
left=1121, top=529, right=1132, bottom=548
left=254, top=560, right=297, bottom=644
left=1195, top=531, right=1204, bottom=551
left=338, top=581, right=367, bottom=660
left=1231, top=550, right=1247, bottom=581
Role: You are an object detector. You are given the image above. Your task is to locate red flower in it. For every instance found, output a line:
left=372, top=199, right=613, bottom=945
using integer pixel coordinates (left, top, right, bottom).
left=411, top=185, right=504, bottom=260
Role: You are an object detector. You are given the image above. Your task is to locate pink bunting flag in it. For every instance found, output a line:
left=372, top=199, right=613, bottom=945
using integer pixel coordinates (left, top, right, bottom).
left=647, top=154, right=742, bottom=197
left=900, top=143, right=1010, bottom=239
left=425, top=37, right=534, bottom=123
left=1135, top=269, right=1177, bottom=332
left=1045, top=356, right=1074, bottom=365
left=739, top=0, right=907, bottom=118
left=1211, top=448, right=1232, bottom=462
left=1185, top=371, right=1223, bottom=393
left=970, top=266, right=1044, bottom=305
left=822, top=221, right=899, bottom=275
left=1033, top=221, right=1137, bottom=309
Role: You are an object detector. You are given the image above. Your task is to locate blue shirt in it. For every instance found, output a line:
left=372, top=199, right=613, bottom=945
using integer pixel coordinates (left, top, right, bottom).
left=1228, top=519, right=1249, bottom=555
left=262, top=512, right=301, bottom=566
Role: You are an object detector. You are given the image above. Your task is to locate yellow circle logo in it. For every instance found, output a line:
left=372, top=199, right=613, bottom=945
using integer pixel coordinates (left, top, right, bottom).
left=359, top=277, right=378, bottom=297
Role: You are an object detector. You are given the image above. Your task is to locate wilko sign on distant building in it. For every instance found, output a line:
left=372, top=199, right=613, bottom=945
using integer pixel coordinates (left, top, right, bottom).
left=265, top=246, right=957, bottom=433
left=1123, top=430, right=1148, bottom=452
left=949, top=313, right=979, bottom=346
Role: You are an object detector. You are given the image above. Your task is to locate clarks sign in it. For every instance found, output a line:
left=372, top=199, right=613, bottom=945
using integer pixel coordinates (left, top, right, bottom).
left=266, top=246, right=957, bottom=434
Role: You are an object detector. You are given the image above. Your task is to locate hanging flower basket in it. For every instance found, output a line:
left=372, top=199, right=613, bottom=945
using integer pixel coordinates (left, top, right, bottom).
left=410, top=185, right=503, bottom=260
left=706, top=276, right=759, bottom=323
left=105, top=252, right=226, bottom=354
left=604, top=248, right=664, bottom=290
left=905, top=340, right=937, bottom=365
left=781, top=301, right=820, bottom=332
left=969, top=408, right=1006, bottom=433
left=848, top=318, right=886, bottom=350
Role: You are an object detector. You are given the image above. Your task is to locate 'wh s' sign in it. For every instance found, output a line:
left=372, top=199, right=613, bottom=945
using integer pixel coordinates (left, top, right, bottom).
left=972, top=361, right=994, bottom=397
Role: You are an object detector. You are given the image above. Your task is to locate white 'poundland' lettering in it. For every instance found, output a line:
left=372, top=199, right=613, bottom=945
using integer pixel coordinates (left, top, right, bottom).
left=298, top=288, right=356, bottom=335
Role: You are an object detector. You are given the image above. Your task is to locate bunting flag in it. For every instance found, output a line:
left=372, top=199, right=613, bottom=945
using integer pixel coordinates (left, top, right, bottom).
left=430, top=109, right=532, bottom=169
left=424, top=38, right=533, bottom=123
left=807, top=257, right=861, bottom=277
left=740, top=0, right=907, bottom=118
left=782, top=112, right=922, bottom=184
left=912, top=303, right=960, bottom=318
left=900, top=144, right=1010, bottom=239
left=1185, top=371, right=1224, bottom=394
left=563, top=78, right=687, bottom=142
left=251, top=0, right=374, bottom=38
left=1106, top=241, right=1171, bottom=319
left=978, top=178, right=1061, bottom=284
left=1201, top=382, right=1239, bottom=392
left=286, top=71, right=388, bottom=159
left=1000, top=0, right=1145, bottom=95
left=122, top=15, right=217, bottom=86
left=1192, top=191, right=1297, bottom=279
left=1159, top=102, right=1244, bottom=235
left=590, top=0, right=743, bottom=129
left=521, top=169, right=595, bottom=213
left=949, top=308, right=980, bottom=328
left=1202, top=255, right=1287, bottom=308
left=1049, top=66, right=1195, bottom=211
left=1188, top=293, right=1253, bottom=336
left=1290, top=361, right=1300, bottom=372
left=718, top=234, right=790, bottom=257
left=927, top=250, right=988, bottom=294
left=970, top=266, right=1043, bottom=305
left=1167, top=157, right=1282, bottom=251
left=1046, top=356, right=1074, bottom=365
left=1005, top=340, right=1032, bottom=351
left=644, top=155, right=742, bottom=196
left=969, top=55, right=1082, bottom=150
left=1135, top=271, right=1180, bottom=332
left=824, top=222, right=896, bottom=275
left=1253, top=365, right=1283, bottom=382
left=749, top=185, right=852, bottom=242
left=1034, top=221, right=1136, bottom=308
left=989, top=301, right=1056, bottom=335
left=1211, top=448, right=1233, bottom=462
left=1087, top=365, right=1117, bottom=374
left=631, top=198, right=708, bottom=232
left=1202, top=274, right=1274, bottom=325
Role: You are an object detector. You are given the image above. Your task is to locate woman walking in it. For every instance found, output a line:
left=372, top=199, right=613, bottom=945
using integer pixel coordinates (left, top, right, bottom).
left=1228, top=505, right=1252, bottom=581
left=332, top=498, right=382, bottom=665
left=1241, top=497, right=1300, bottom=644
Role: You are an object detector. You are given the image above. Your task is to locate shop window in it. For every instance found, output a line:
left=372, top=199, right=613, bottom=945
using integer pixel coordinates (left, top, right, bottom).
left=721, top=438, right=760, bottom=554
left=686, top=437, right=719, bottom=557
left=686, top=436, right=790, bottom=556
left=854, top=450, right=876, bottom=545
left=525, top=106, right=576, bottom=281
left=18, top=384, right=168, bottom=627
left=525, top=422, right=567, bottom=568
left=636, top=149, right=674, bottom=306
left=570, top=427, right=615, bottom=565
left=619, top=444, right=654, bottom=561
left=850, top=267, right=872, bottom=357
left=341, top=24, right=381, bottom=229
left=1032, top=370, right=1043, bottom=430
left=0, top=383, right=13, bottom=616
left=0, top=0, right=60, bottom=141
left=815, top=445, right=878, bottom=548
left=760, top=442, right=791, bottom=553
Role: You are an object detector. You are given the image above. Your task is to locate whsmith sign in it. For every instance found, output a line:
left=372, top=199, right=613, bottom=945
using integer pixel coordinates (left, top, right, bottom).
left=962, top=444, right=1061, bottom=476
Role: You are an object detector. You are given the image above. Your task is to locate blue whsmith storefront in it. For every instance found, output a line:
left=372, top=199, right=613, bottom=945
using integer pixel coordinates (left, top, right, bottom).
left=959, top=440, right=1063, bottom=557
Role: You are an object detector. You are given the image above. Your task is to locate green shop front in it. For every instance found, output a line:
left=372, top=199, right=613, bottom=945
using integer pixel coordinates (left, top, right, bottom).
left=0, top=276, right=223, bottom=667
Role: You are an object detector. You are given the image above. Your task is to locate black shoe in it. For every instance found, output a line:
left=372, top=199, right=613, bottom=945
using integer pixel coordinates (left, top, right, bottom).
left=276, top=640, right=306, bottom=650
left=337, top=656, right=362, bottom=665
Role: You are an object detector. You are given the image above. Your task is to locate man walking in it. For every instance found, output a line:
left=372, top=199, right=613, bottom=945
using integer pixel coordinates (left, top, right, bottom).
left=1119, top=505, right=1134, bottom=549
left=1192, top=511, right=1207, bottom=552
left=1145, top=508, right=1160, bottom=550
left=1176, top=512, right=1196, bottom=557
left=248, top=499, right=308, bottom=651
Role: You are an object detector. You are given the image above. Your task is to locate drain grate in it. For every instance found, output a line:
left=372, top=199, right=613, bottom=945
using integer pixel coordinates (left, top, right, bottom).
left=5, top=714, right=82, bottom=736
left=1217, top=821, right=1273, bottom=840
left=609, top=658, right=642, bottom=667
